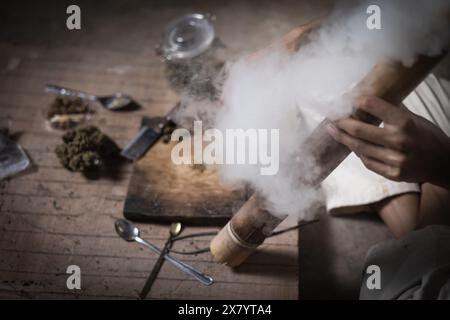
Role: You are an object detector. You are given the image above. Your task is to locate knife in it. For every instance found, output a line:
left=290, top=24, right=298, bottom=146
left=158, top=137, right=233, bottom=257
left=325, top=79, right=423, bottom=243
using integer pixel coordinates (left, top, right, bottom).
left=120, top=102, right=180, bottom=161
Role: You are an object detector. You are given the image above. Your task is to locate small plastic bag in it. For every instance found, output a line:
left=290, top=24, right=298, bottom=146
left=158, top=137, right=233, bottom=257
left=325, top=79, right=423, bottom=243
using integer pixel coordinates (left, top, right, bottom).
left=0, top=132, right=30, bottom=180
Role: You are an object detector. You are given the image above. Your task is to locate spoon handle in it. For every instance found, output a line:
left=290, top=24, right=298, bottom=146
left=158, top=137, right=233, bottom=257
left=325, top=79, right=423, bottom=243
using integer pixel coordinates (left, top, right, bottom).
left=45, top=84, right=97, bottom=101
left=135, top=237, right=214, bottom=286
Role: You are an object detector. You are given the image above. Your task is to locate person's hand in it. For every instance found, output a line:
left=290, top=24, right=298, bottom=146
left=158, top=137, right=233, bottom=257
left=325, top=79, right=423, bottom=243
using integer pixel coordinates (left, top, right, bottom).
left=326, top=95, right=450, bottom=189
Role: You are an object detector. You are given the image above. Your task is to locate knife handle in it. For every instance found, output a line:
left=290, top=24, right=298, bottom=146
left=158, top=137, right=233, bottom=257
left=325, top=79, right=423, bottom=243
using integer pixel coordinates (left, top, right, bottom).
left=154, top=102, right=181, bottom=132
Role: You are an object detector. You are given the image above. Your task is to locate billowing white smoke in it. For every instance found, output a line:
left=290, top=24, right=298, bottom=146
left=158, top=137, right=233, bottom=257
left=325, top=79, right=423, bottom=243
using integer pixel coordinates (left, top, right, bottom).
left=214, top=0, right=449, bottom=220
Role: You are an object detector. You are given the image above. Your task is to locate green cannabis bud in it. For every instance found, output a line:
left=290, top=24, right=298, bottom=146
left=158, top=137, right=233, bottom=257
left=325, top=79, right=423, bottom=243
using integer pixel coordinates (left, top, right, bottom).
left=55, top=126, right=120, bottom=172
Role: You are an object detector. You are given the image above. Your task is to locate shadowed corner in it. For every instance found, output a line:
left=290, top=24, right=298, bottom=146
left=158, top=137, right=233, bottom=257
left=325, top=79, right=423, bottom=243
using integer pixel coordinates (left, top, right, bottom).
left=81, top=152, right=130, bottom=181
left=298, top=211, right=392, bottom=300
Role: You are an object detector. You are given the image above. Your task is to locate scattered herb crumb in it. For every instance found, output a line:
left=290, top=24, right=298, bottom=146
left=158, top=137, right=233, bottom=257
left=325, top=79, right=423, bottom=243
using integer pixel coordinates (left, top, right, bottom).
left=192, top=164, right=206, bottom=173
left=161, top=122, right=176, bottom=143
left=47, top=97, right=89, bottom=119
left=47, top=97, right=91, bottom=129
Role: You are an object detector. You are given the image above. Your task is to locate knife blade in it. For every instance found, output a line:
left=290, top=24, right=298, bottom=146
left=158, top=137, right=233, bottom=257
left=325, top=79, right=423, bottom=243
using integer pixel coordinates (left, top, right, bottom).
left=120, top=102, right=180, bottom=161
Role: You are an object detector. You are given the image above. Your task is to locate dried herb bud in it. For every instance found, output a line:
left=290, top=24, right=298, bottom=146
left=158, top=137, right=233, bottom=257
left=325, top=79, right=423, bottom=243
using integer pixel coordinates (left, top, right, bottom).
left=47, top=96, right=90, bottom=119
left=55, top=126, right=120, bottom=172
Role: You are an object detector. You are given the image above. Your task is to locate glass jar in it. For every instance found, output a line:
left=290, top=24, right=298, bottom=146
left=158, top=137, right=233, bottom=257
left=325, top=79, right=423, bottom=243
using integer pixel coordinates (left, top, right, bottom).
left=157, top=13, right=226, bottom=102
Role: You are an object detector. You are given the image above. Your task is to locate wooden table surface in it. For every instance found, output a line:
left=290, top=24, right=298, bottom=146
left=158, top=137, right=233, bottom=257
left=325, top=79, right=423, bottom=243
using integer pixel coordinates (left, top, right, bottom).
left=0, top=0, right=329, bottom=299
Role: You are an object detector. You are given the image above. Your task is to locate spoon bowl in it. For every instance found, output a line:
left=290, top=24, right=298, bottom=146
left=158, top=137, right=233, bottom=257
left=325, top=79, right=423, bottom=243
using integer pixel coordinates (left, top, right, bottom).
left=170, top=222, right=183, bottom=237
left=97, top=93, right=133, bottom=111
left=115, top=219, right=139, bottom=242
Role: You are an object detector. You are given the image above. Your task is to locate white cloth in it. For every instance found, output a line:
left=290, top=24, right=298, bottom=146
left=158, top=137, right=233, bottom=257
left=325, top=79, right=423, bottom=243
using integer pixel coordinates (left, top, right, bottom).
left=360, top=225, right=450, bottom=300
left=321, top=74, right=450, bottom=214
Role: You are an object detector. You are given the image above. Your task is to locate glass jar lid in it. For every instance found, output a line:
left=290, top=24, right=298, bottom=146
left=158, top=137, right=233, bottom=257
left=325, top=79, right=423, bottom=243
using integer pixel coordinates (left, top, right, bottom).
left=159, top=13, right=215, bottom=60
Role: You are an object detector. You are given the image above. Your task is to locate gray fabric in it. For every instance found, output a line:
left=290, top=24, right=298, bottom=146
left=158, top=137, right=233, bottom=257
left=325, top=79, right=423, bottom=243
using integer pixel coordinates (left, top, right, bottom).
left=360, top=225, right=450, bottom=300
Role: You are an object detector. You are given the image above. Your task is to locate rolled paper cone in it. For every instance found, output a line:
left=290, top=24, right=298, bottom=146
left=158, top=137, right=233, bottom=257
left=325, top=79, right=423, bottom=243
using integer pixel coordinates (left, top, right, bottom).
left=210, top=53, right=446, bottom=267
left=210, top=194, right=283, bottom=266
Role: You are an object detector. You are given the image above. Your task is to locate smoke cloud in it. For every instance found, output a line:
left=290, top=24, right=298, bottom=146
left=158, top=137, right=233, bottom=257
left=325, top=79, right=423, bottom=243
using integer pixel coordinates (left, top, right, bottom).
left=211, top=0, right=450, bottom=220
left=172, top=0, right=449, bottom=220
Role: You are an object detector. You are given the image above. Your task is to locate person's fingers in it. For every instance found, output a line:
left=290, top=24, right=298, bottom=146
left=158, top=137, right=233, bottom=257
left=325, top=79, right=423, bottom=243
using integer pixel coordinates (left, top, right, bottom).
left=359, top=155, right=402, bottom=181
left=334, top=117, right=407, bottom=150
left=326, top=122, right=406, bottom=166
left=334, top=118, right=389, bottom=146
left=355, top=95, right=405, bottom=125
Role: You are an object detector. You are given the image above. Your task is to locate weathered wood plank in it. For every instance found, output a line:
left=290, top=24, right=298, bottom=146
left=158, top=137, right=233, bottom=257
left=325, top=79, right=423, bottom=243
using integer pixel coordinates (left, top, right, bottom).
left=0, top=271, right=297, bottom=299
left=0, top=289, right=133, bottom=300
left=0, top=229, right=298, bottom=266
left=0, top=249, right=298, bottom=286
left=1, top=103, right=169, bottom=127
left=1, top=194, right=123, bottom=216
left=1, top=118, right=143, bottom=143
left=6, top=167, right=130, bottom=184
left=4, top=180, right=127, bottom=199
left=0, top=213, right=298, bottom=246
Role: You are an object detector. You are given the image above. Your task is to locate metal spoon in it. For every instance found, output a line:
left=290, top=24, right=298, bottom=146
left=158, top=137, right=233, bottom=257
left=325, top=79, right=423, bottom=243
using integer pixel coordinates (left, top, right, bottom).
left=45, top=84, right=133, bottom=111
left=139, top=222, right=182, bottom=299
left=114, top=219, right=213, bottom=286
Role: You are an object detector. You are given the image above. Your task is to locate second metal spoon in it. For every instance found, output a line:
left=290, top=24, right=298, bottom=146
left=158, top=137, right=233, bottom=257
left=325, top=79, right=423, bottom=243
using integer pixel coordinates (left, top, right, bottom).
left=139, top=222, right=182, bottom=299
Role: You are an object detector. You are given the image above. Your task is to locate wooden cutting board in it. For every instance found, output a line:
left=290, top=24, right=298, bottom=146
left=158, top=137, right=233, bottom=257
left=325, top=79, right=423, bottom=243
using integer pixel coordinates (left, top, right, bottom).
left=123, top=119, right=250, bottom=225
